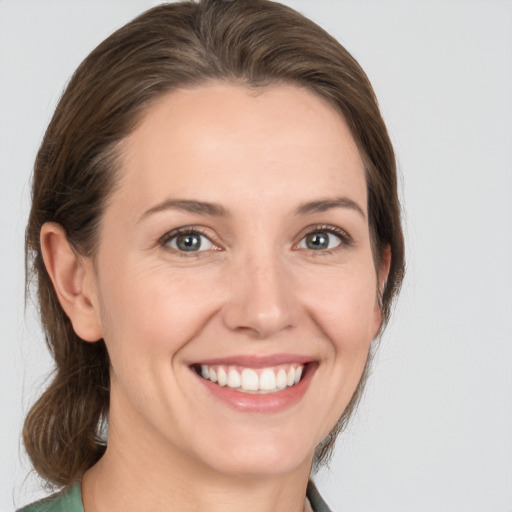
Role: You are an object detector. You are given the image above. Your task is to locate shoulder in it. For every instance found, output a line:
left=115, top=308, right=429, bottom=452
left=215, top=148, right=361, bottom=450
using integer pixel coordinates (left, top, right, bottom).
left=17, top=482, right=83, bottom=512
left=307, top=480, right=334, bottom=512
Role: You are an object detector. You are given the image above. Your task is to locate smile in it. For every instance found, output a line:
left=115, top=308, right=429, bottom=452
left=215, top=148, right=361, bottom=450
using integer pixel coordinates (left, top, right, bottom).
left=197, top=363, right=304, bottom=394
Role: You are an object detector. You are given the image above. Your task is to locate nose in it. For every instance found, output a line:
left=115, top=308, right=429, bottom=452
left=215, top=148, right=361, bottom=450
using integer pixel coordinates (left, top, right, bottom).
left=222, top=252, right=297, bottom=339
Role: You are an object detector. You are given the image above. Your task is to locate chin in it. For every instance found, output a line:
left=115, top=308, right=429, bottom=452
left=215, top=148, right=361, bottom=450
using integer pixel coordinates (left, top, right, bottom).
left=192, top=429, right=317, bottom=479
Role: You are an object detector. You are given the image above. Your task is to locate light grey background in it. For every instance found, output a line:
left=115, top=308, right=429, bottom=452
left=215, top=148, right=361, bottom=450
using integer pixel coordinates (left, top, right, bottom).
left=1, top=1, right=511, bottom=511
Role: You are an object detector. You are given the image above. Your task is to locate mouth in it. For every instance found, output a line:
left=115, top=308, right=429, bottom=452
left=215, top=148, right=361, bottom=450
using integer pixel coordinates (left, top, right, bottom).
left=193, top=362, right=307, bottom=394
left=189, top=355, right=317, bottom=412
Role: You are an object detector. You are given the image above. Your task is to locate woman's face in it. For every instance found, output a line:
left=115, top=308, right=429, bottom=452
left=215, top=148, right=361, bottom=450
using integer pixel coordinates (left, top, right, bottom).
left=87, top=82, right=385, bottom=478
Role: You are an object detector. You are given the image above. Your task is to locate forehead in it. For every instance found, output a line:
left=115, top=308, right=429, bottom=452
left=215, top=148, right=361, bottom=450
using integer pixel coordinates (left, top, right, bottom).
left=115, top=81, right=366, bottom=214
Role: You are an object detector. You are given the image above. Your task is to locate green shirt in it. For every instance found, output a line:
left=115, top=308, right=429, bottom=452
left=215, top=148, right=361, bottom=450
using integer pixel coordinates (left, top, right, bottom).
left=18, top=480, right=332, bottom=512
left=18, top=483, right=83, bottom=512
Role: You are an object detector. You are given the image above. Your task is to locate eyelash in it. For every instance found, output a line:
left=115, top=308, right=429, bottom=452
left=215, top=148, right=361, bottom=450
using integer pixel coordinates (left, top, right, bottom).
left=296, top=224, right=354, bottom=256
left=158, top=227, right=219, bottom=257
left=158, top=224, right=353, bottom=257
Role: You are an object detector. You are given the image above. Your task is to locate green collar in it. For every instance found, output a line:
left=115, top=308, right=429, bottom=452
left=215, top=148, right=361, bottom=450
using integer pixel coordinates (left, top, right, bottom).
left=19, top=480, right=332, bottom=512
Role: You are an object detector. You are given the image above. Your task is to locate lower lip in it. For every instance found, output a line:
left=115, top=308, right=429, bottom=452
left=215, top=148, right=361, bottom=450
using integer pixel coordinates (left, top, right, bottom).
left=193, top=363, right=317, bottom=413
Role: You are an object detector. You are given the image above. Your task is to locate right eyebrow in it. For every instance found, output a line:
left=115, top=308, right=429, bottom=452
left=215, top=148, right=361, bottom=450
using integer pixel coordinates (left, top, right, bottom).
left=295, top=196, right=366, bottom=219
left=137, top=199, right=230, bottom=223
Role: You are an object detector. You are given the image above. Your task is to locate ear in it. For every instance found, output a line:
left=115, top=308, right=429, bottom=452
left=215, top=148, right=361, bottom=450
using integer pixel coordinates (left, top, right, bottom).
left=40, top=222, right=103, bottom=342
left=373, top=244, right=392, bottom=337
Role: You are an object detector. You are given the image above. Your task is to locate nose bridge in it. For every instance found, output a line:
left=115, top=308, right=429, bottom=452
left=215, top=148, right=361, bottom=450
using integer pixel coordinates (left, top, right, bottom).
left=223, top=241, right=296, bottom=338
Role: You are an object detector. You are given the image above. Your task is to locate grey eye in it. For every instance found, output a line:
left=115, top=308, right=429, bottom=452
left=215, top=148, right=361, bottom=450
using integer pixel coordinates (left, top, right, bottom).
left=167, top=232, right=214, bottom=252
left=299, top=231, right=341, bottom=251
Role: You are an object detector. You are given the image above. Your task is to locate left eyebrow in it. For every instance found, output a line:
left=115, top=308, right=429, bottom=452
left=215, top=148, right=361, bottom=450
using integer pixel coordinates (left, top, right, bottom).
left=137, top=199, right=229, bottom=223
left=295, top=196, right=366, bottom=219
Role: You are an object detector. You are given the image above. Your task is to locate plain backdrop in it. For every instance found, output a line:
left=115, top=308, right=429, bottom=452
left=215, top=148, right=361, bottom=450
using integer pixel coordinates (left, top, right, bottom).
left=1, top=1, right=511, bottom=511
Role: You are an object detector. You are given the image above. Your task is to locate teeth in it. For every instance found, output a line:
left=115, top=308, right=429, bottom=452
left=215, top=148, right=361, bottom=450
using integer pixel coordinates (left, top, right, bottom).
left=241, top=369, right=259, bottom=391
left=287, top=367, right=295, bottom=386
left=276, top=369, right=287, bottom=390
left=217, top=367, right=227, bottom=386
left=197, top=363, right=306, bottom=393
left=228, top=368, right=241, bottom=388
left=260, top=369, right=276, bottom=391
left=294, top=365, right=303, bottom=384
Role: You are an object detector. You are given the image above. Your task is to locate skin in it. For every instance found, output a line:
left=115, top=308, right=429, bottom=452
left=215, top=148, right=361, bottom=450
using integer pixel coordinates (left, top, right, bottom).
left=41, top=82, right=389, bottom=512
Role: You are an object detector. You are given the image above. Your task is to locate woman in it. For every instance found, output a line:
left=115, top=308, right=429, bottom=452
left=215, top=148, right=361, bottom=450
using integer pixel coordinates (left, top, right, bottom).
left=19, top=0, right=404, bottom=510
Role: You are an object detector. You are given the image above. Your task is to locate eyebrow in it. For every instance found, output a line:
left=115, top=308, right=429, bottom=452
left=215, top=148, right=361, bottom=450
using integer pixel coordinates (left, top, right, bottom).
left=295, top=197, right=366, bottom=218
left=138, top=196, right=365, bottom=223
left=138, top=199, right=229, bottom=222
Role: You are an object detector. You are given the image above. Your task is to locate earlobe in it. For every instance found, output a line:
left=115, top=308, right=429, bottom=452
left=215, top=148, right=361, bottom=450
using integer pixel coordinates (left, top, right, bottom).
left=40, top=222, right=103, bottom=342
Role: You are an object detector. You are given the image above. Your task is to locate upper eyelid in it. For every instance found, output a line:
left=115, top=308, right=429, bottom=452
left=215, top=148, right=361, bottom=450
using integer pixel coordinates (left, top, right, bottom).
left=159, top=226, right=217, bottom=246
left=157, top=223, right=353, bottom=248
left=293, top=226, right=354, bottom=256
left=296, top=224, right=353, bottom=242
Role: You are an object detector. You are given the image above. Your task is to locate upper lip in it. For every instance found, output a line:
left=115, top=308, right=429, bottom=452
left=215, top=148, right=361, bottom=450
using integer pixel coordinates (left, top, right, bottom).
left=191, top=353, right=315, bottom=368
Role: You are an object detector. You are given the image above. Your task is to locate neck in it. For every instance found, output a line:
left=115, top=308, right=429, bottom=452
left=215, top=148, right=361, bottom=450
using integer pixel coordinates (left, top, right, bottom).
left=82, top=397, right=313, bottom=512
left=83, top=449, right=311, bottom=512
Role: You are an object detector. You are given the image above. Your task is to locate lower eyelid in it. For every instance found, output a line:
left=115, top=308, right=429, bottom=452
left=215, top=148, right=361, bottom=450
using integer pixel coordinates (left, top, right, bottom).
left=297, top=227, right=352, bottom=249
left=158, top=226, right=353, bottom=255
left=159, top=228, right=217, bottom=251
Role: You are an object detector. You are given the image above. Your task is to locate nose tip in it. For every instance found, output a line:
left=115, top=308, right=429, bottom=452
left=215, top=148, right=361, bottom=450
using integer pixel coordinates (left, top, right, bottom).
left=222, top=262, right=296, bottom=339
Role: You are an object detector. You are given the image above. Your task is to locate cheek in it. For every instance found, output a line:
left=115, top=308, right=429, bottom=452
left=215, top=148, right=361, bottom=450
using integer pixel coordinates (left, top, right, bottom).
left=312, top=268, right=378, bottom=414
left=97, top=263, right=222, bottom=357
left=301, top=266, right=379, bottom=353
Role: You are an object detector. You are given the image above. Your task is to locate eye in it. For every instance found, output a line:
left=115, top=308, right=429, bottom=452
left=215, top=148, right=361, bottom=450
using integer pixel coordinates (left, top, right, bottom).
left=161, top=229, right=215, bottom=253
left=297, top=227, right=351, bottom=252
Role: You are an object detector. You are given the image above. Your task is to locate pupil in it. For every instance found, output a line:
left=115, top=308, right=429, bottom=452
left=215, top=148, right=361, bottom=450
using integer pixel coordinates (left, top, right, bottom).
left=177, top=233, right=201, bottom=251
left=307, top=232, right=328, bottom=250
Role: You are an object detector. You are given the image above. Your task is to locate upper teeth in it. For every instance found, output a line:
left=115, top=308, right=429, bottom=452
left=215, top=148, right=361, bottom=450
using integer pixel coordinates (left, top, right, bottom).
left=199, top=364, right=304, bottom=393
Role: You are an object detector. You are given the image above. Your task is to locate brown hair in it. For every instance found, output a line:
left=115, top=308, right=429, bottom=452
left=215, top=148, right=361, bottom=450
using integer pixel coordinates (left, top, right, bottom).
left=24, top=0, right=404, bottom=487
